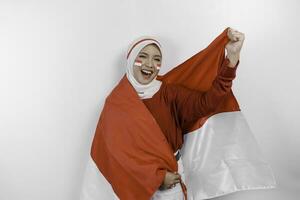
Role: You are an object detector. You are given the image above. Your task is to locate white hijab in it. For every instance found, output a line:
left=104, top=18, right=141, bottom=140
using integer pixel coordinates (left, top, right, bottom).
left=126, top=36, right=164, bottom=99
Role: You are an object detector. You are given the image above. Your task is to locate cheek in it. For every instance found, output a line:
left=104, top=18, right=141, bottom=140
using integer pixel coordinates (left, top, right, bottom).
left=134, top=59, right=143, bottom=67
left=132, top=66, right=140, bottom=75
left=153, top=67, right=160, bottom=76
left=155, top=63, right=161, bottom=70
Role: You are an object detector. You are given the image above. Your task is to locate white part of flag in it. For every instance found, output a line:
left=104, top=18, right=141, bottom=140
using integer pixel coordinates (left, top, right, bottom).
left=80, top=111, right=276, bottom=200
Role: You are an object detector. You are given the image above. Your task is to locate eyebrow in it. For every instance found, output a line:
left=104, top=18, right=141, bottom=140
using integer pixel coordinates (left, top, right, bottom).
left=139, top=52, right=161, bottom=57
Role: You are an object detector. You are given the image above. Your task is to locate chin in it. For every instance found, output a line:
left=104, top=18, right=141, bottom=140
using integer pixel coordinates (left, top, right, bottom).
left=139, top=78, right=154, bottom=85
left=137, top=76, right=156, bottom=85
left=137, top=71, right=158, bottom=84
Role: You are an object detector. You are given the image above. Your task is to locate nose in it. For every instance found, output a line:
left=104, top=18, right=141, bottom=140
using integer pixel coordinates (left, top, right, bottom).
left=145, top=58, right=154, bottom=68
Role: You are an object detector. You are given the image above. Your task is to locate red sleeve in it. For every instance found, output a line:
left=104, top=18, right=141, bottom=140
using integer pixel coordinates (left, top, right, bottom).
left=167, top=58, right=239, bottom=128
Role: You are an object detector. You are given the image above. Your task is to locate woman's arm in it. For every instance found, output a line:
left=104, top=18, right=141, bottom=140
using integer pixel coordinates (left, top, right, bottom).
left=173, top=28, right=244, bottom=127
left=171, top=57, right=239, bottom=128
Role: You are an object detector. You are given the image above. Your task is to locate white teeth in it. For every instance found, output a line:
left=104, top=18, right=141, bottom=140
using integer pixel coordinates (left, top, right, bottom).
left=141, top=69, right=153, bottom=75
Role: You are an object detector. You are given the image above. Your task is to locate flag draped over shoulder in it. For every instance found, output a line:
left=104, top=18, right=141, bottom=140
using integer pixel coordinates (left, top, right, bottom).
left=90, top=75, right=178, bottom=199
left=80, top=27, right=276, bottom=200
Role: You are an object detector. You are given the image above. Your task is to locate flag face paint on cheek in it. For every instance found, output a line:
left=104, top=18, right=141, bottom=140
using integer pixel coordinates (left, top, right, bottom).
left=156, top=63, right=161, bottom=70
left=134, top=60, right=142, bottom=67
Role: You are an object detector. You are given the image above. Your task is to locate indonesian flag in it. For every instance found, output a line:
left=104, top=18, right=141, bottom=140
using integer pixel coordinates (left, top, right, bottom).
left=80, top=28, right=276, bottom=200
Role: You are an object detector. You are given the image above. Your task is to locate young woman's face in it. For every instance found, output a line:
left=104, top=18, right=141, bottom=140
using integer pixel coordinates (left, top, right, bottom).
left=133, top=44, right=162, bottom=85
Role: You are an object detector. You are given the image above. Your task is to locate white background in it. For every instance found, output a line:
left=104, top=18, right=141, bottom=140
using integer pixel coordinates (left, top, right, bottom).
left=0, top=0, right=299, bottom=199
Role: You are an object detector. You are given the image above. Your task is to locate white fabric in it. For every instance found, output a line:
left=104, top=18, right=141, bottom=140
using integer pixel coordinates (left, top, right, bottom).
left=181, top=111, right=277, bottom=199
left=80, top=156, right=119, bottom=200
left=126, top=36, right=163, bottom=99
left=80, top=111, right=276, bottom=200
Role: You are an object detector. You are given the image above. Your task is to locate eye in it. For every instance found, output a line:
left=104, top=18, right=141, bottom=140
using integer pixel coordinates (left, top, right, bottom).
left=139, top=55, right=146, bottom=58
left=155, top=59, right=161, bottom=62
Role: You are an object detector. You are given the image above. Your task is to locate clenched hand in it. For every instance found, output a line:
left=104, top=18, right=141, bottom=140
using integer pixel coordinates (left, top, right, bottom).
left=226, top=27, right=245, bottom=68
left=159, top=171, right=181, bottom=190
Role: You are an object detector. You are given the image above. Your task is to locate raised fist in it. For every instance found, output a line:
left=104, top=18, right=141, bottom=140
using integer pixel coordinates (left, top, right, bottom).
left=225, top=27, right=245, bottom=67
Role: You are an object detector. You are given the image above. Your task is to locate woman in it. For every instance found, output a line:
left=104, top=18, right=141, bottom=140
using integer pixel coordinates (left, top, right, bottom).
left=89, top=27, right=245, bottom=200
left=124, top=28, right=243, bottom=199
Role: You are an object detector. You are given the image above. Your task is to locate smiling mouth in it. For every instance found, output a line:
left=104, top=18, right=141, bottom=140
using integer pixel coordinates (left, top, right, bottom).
left=141, top=69, right=154, bottom=78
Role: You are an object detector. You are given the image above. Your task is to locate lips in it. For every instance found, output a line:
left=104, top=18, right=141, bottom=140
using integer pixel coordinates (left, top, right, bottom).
left=141, top=68, right=154, bottom=77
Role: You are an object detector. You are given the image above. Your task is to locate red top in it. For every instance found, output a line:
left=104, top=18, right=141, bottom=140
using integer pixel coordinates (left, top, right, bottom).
left=142, top=58, right=239, bottom=153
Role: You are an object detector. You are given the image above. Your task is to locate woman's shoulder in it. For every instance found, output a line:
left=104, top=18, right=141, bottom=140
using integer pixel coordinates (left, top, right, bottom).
left=159, top=81, right=195, bottom=101
left=160, top=81, right=177, bottom=93
left=160, top=81, right=193, bottom=93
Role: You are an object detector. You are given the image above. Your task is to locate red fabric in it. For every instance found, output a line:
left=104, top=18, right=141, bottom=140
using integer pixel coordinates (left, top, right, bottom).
left=143, top=57, right=238, bottom=153
left=156, top=28, right=240, bottom=132
left=91, top=27, right=240, bottom=199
